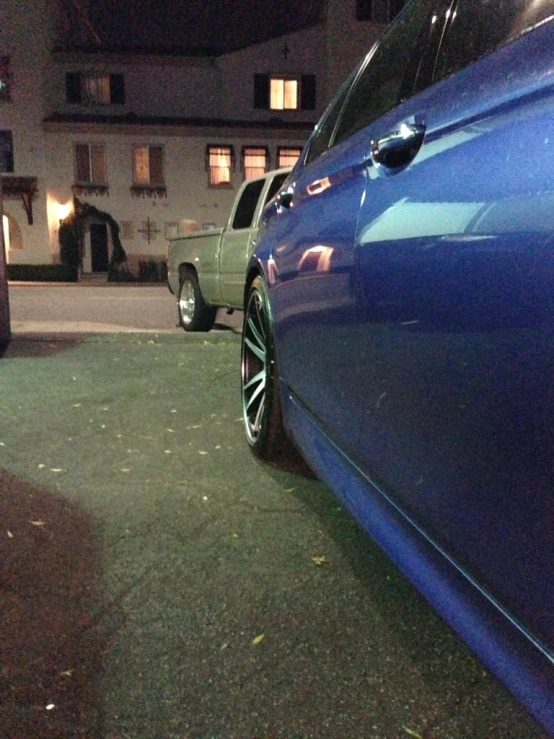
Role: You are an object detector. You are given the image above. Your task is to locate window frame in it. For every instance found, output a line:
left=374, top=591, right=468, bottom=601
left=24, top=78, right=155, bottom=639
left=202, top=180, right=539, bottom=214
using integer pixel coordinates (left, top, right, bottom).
left=74, top=142, right=107, bottom=186
left=356, top=0, right=408, bottom=23
left=277, top=146, right=303, bottom=169
left=331, top=0, right=449, bottom=149
left=242, top=146, right=269, bottom=180
left=133, top=144, right=165, bottom=186
left=66, top=72, right=125, bottom=105
left=0, top=131, right=14, bottom=173
left=270, top=75, right=300, bottom=110
left=0, top=56, right=12, bottom=102
left=206, top=144, right=235, bottom=188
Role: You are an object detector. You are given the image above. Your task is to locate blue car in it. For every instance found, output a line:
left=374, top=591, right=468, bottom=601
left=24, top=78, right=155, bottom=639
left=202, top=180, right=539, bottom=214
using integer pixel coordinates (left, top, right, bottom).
left=240, top=0, right=554, bottom=733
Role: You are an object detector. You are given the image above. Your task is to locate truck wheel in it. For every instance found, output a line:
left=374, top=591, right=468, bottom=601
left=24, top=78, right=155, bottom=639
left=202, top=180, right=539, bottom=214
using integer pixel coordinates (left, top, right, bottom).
left=177, top=270, right=217, bottom=332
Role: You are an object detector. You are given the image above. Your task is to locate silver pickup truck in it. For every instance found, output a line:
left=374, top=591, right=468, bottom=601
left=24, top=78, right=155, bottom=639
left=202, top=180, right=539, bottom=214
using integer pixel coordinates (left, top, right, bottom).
left=167, top=167, right=290, bottom=331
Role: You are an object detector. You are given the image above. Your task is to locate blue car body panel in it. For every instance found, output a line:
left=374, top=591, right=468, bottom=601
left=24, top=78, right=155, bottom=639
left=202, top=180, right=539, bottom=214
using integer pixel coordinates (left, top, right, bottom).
left=249, top=5, right=554, bottom=733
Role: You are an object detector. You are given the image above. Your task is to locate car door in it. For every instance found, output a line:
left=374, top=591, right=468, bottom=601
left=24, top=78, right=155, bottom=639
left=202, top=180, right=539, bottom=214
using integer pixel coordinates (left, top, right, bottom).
left=264, top=0, right=445, bottom=457
left=352, top=0, right=554, bottom=655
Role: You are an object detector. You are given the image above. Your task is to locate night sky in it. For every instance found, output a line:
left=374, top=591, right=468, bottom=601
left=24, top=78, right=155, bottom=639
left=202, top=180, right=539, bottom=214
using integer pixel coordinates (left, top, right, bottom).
left=88, top=0, right=325, bottom=54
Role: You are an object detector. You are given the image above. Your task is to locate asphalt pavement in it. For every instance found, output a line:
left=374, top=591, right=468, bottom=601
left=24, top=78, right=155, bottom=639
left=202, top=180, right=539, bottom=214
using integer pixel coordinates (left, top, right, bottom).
left=0, top=285, right=549, bottom=738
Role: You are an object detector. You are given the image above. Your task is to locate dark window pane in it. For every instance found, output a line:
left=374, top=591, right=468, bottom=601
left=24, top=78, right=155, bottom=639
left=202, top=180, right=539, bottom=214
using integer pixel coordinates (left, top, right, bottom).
left=435, top=0, right=554, bottom=82
left=254, top=74, right=269, bottom=109
left=66, top=72, right=82, bottom=103
left=305, top=75, right=353, bottom=165
left=232, top=179, right=265, bottom=229
left=301, top=74, right=316, bottom=110
left=75, top=143, right=90, bottom=182
left=110, top=73, right=125, bottom=104
left=0, top=131, right=13, bottom=172
left=356, top=0, right=373, bottom=21
left=149, top=146, right=164, bottom=184
left=334, top=0, right=437, bottom=144
left=265, top=173, right=289, bottom=204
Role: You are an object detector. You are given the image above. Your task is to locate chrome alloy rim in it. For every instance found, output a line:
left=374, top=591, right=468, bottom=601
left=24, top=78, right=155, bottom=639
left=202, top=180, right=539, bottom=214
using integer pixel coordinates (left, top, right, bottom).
left=179, top=280, right=195, bottom=325
left=241, top=287, right=268, bottom=445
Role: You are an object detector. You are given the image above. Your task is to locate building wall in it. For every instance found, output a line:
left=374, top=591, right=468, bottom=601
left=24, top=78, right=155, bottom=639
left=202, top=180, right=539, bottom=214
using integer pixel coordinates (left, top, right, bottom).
left=2, top=0, right=387, bottom=273
left=218, top=25, right=327, bottom=121
left=1, top=0, right=54, bottom=265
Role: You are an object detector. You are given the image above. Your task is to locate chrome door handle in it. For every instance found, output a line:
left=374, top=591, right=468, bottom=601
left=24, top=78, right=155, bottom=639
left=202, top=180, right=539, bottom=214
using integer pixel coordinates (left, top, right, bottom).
left=278, top=185, right=294, bottom=209
left=371, top=122, right=426, bottom=169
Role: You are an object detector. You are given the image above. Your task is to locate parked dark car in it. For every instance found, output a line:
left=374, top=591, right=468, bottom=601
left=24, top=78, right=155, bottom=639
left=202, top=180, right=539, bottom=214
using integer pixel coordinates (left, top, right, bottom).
left=240, top=0, right=554, bottom=733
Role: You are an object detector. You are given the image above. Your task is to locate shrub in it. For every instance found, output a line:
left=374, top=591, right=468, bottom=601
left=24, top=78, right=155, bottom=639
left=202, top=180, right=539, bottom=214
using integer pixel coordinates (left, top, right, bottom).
left=137, top=260, right=168, bottom=283
left=7, top=264, right=79, bottom=282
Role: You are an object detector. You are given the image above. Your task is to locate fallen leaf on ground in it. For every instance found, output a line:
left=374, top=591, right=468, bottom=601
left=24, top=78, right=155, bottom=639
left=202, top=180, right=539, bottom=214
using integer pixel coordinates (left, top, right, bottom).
left=30, top=520, right=46, bottom=527
left=219, top=643, right=230, bottom=651
left=402, top=727, right=423, bottom=739
left=59, top=669, right=73, bottom=677
left=50, top=468, right=65, bottom=473
left=284, top=488, right=297, bottom=493
left=251, top=634, right=265, bottom=646
left=7, top=530, right=13, bottom=538
left=311, top=555, right=329, bottom=566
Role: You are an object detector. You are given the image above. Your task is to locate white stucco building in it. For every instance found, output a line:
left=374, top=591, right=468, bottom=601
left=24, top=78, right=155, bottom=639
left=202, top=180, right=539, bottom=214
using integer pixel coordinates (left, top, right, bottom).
left=0, top=0, right=398, bottom=276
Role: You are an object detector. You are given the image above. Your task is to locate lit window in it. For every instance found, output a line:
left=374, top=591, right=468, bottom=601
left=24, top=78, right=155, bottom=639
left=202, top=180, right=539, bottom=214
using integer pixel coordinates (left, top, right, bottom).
left=207, top=145, right=234, bottom=186
left=134, top=145, right=164, bottom=185
left=278, top=147, right=302, bottom=169
left=270, top=77, right=298, bottom=110
left=75, top=143, right=106, bottom=184
left=0, top=131, right=14, bottom=172
left=243, top=147, right=268, bottom=180
left=82, top=75, right=110, bottom=104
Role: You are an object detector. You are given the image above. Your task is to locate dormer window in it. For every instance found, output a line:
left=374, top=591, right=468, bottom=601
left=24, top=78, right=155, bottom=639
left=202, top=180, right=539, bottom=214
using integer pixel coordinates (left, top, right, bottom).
left=254, top=74, right=316, bottom=111
left=270, top=77, right=298, bottom=110
left=66, top=73, right=125, bottom=105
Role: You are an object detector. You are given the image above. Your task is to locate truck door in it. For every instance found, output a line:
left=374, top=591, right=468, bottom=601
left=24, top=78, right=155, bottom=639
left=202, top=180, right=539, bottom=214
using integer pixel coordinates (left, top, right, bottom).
left=218, top=178, right=265, bottom=306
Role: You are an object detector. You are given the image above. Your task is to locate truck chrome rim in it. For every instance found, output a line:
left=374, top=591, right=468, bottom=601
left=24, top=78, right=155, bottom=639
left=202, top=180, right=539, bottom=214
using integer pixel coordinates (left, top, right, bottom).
left=241, top=286, right=267, bottom=444
left=179, top=281, right=195, bottom=324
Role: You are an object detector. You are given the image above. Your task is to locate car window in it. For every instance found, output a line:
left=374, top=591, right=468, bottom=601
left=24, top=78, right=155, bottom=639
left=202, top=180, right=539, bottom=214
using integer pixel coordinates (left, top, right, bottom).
left=304, top=73, right=357, bottom=166
left=333, top=0, right=446, bottom=146
left=434, top=0, right=554, bottom=82
left=232, top=179, right=265, bottom=230
left=265, top=172, right=289, bottom=204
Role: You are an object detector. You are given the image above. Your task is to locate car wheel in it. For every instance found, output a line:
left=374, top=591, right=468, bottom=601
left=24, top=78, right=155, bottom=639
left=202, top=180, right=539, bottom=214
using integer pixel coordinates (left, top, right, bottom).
left=241, top=275, right=289, bottom=460
left=177, top=270, right=217, bottom=332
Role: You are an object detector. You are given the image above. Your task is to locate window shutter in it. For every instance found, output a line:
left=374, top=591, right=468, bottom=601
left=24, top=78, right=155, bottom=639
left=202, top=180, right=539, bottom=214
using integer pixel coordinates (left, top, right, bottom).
left=301, top=75, right=316, bottom=110
left=66, top=72, right=82, bottom=103
left=110, top=74, right=125, bottom=104
left=254, top=74, right=269, bottom=109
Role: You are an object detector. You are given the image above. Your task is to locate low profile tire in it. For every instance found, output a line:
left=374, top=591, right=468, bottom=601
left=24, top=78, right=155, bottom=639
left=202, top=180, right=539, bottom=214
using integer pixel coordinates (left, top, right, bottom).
left=241, top=275, right=289, bottom=461
left=177, top=269, right=217, bottom=332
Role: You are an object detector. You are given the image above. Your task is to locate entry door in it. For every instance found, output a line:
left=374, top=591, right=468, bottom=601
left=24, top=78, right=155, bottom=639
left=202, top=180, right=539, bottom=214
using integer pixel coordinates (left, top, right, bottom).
left=90, top=223, right=109, bottom=272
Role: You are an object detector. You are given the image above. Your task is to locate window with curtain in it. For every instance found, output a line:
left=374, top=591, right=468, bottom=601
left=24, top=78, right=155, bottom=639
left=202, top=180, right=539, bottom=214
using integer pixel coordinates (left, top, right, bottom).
left=74, top=143, right=106, bottom=184
left=208, top=145, right=233, bottom=186
left=277, top=147, right=302, bottom=169
left=270, top=77, right=299, bottom=110
left=243, top=147, right=268, bottom=180
left=134, top=145, right=164, bottom=185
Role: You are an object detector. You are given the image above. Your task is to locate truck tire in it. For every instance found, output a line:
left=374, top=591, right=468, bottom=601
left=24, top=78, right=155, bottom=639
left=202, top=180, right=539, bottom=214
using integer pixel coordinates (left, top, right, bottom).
left=177, top=270, right=217, bottom=332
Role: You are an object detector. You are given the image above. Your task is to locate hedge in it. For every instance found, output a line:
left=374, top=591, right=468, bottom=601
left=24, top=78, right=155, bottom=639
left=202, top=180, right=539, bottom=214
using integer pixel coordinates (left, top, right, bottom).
left=7, top=264, right=79, bottom=282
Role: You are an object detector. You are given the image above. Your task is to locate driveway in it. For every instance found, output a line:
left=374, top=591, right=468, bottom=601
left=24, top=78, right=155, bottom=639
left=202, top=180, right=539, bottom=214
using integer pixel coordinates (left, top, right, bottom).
left=0, top=287, right=547, bottom=737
